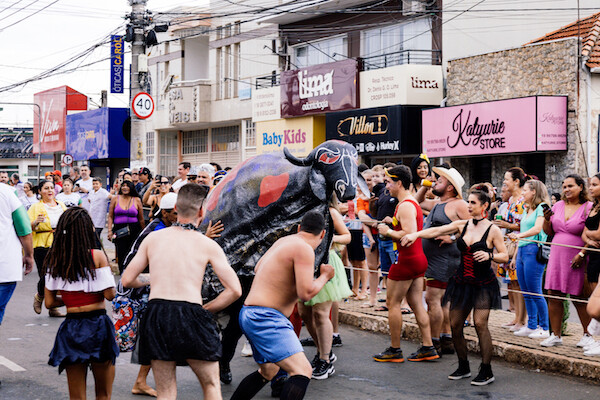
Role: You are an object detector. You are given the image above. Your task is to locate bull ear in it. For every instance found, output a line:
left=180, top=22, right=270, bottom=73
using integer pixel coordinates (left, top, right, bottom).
left=358, top=174, right=371, bottom=198
left=310, top=168, right=327, bottom=202
left=284, top=147, right=316, bottom=167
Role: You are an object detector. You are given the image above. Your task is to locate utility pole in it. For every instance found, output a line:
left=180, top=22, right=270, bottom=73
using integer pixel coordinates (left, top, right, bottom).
left=129, top=0, right=147, bottom=166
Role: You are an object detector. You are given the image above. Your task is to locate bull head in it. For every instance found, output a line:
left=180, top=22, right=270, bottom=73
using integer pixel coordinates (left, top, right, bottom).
left=284, top=140, right=369, bottom=202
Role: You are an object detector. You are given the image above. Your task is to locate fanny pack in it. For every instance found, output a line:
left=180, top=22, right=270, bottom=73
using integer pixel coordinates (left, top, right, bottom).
left=114, top=226, right=131, bottom=239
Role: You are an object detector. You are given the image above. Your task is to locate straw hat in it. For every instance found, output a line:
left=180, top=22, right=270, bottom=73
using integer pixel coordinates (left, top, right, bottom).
left=431, top=166, right=465, bottom=199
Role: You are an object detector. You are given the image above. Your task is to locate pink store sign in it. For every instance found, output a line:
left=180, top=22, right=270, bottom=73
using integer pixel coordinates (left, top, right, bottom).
left=422, top=96, right=567, bottom=157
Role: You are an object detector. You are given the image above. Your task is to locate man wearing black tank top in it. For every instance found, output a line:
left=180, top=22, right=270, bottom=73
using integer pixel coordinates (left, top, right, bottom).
left=415, top=166, right=469, bottom=356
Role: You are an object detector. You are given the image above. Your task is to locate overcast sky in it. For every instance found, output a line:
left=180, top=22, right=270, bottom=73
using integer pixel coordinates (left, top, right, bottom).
left=0, top=0, right=203, bottom=127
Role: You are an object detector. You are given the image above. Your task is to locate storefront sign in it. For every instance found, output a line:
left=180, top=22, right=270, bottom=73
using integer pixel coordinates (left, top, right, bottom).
left=33, top=86, right=87, bottom=154
left=360, top=64, right=443, bottom=108
left=422, top=96, right=567, bottom=158
left=0, top=129, right=34, bottom=158
left=256, top=116, right=325, bottom=156
left=280, top=59, right=358, bottom=118
left=66, top=108, right=129, bottom=160
left=110, top=35, right=124, bottom=94
left=252, top=87, right=280, bottom=122
left=326, top=105, right=425, bottom=155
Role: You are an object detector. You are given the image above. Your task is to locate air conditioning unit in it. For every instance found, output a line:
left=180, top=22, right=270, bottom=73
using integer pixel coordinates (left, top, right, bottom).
left=402, top=0, right=428, bottom=16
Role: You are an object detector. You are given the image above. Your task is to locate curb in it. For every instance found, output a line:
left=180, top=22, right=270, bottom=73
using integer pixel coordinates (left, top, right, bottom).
left=339, top=309, right=600, bottom=380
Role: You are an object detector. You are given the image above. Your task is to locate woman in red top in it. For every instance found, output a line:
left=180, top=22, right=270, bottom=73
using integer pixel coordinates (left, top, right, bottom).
left=373, top=166, right=438, bottom=363
left=44, top=207, right=118, bottom=399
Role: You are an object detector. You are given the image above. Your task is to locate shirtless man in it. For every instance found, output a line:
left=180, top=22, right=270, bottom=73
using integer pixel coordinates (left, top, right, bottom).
left=122, top=184, right=242, bottom=400
left=230, top=211, right=335, bottom=400
left=415, top=166, right=470, bottom=356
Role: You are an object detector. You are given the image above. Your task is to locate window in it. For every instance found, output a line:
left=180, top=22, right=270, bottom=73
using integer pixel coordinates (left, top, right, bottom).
left=293, top=36, right=347, bottom=68
left=234, top=21, right=241, bottom=35
left=244, top=120, right=256, bottom=148
left=146, top=131, right=155, bottom=165
left=182, top=129, right=208, bottom=154
left=212, top=126, right=239, bottom=152
left=216, top=47, right=223, bottom=100
left=159, top=132, right=178, bottom=176
left=361, top=18, right=432, bottom=65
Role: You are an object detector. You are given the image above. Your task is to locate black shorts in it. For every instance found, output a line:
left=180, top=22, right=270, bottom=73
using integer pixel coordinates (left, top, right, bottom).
left=347, top=229, right=366, bottom=262
left=588, top=254, right=600, bottom=283
left=139, top=299, right=221, bottom=366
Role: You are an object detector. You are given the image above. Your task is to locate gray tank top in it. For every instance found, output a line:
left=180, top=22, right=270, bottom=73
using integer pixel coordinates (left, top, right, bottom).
left=422, top=202, right=461, bottom=282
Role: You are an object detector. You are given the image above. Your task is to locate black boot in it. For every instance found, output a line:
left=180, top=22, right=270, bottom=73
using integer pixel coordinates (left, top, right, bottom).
left=471, top=363, right=494, bottom=386
left=448, top=358, right=471, bottom=380
left=432, top=338, right=442, bottom=358
left=441, top=336, right=455, bottom=354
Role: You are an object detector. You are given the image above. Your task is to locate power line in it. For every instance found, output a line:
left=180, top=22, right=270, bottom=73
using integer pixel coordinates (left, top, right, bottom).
left=0, top=0, right=60, bottom=32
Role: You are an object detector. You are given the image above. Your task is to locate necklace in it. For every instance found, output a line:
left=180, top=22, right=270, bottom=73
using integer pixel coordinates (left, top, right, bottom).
left=472, top=218, right=485, bottom=226
left=172, top=222, right=198, bottom=231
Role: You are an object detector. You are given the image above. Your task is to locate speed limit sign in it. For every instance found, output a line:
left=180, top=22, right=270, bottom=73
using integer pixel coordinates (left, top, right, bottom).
left=131, top=92, right=154, bottom=119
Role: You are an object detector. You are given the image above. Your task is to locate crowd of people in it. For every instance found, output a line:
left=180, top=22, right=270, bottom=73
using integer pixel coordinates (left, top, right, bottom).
left=3, top=154, right=600, bottom=399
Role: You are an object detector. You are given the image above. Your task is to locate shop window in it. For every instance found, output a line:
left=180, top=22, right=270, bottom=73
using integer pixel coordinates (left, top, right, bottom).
left=212, top=126, right=240, bottom=152
left=293, top=36, right=348, bottom=68
left=146, top=131, right=155, bottom=165
left=244, top=120, right=256, bottom=148
left=182, top=129, right=208, bottom=154
left=470, top=157, right=492, bottom=186
left=523, top=153, right=546, bottom=184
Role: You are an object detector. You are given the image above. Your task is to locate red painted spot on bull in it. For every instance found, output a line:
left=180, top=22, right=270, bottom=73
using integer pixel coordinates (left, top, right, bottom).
left=257, top=173, right=290, bottom=207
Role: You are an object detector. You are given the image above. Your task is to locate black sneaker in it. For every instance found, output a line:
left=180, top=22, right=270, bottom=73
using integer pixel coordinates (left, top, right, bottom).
left=471, top=364, right=494, bottom=386
left=329, top=351, right=337, bottom=364
left=441, top=336, right=455, bottom=355
left=312, top=358, right=335, bottom=380
left=448, top=360, right=471, bottom=380
left=373, top=347, right=404, bottom=363
left=300, top=337, right=316, bottom=347
left=219, top=362, right=232, bottom=384
left=332, top=335, right=343, bottom=347
left=407, top=345, right=439, bottom=362
left=432, top=339, right=442, bottom=359
left=310, top=353, right=320, bottom=368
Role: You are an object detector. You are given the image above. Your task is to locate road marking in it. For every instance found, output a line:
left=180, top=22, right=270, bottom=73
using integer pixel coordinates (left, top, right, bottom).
left=0, top=356, right=26, bottom=372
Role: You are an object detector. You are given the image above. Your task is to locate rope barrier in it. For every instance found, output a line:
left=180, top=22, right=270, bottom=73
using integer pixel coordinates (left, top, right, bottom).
left=513, top=236, right=600, bottom=253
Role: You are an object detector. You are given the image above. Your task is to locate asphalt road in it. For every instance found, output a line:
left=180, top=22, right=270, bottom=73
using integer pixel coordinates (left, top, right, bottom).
left=0, top=272, right=597, bottom=400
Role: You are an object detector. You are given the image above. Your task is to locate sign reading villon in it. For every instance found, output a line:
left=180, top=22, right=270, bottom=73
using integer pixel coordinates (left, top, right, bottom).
left=280, top=59, right=358, bottom=118
left=422, top=96, right=567, bottom=158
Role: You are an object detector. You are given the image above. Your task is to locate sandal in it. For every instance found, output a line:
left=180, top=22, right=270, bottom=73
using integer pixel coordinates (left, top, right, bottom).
left=401, top=308, right=413, bottom=315
left=360, top=303, right=375, bottom=308
left=374, top=306, right=388, bottom=312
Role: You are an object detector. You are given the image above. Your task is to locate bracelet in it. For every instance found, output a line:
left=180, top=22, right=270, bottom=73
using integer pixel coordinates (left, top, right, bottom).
left=578, top=252, right=585, bottom=258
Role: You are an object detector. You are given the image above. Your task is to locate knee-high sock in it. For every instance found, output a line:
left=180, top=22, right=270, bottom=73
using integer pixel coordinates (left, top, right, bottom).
left=280, top=375, right=310, bottom=400
left=230, top=371, right=269, bottom=400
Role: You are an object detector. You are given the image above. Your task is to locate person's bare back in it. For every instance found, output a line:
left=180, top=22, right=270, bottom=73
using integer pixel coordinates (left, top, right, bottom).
left=245, top=235, right=323, bottom=317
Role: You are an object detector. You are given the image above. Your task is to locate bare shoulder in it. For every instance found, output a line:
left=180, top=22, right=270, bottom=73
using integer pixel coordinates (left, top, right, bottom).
left=92, top=249, right=109, bottom=268
left=397, top=200, right=417, bottom=215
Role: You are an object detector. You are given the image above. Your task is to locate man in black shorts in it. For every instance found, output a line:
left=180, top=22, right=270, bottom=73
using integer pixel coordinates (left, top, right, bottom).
left=122, top=184, right=242, bottom=400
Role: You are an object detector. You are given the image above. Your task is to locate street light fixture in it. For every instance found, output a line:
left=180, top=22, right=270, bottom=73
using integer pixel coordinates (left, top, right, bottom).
left=0, top=102, right=42, bottom=183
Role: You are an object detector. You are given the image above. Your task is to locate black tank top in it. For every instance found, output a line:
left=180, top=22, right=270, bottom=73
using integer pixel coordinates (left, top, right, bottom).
left=456, top=222, right=495, bottom=285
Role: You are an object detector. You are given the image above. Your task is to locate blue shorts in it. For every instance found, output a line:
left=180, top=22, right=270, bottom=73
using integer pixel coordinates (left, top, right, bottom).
left=239, top=305, right=303, bottom=364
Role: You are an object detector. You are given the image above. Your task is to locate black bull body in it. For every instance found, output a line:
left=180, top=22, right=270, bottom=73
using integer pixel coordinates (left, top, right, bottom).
left=199, top=140, right=369, bottom=286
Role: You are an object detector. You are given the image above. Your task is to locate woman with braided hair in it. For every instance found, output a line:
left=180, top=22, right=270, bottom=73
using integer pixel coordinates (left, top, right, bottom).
left=44, top=207, right=119, bottom=399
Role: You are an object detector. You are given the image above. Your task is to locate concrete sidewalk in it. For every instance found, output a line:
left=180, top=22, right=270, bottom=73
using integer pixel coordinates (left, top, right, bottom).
left=339, top=293, right=600, bottom=381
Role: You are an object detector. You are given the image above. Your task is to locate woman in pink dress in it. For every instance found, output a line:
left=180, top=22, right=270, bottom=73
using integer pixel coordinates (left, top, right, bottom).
left=541, top=174, right=593, bottom=348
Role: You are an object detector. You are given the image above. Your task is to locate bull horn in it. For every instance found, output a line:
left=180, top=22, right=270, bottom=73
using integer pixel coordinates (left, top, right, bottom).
left=283, top=147, right=316, bottom=166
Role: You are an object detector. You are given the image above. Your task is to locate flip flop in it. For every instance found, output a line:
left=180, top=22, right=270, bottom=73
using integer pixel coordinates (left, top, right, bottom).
left=374, top=306, right=388, bottom=312
left=360, top=303, right=375, bottom=308
left=401, top=308, right=413, bottom=315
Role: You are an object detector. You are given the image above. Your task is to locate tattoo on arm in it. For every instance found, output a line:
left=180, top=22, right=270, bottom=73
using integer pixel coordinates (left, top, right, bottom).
left=138, top=274, right=150, bottom=286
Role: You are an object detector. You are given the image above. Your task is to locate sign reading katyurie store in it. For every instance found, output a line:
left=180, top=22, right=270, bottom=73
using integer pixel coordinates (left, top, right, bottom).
left=280, top=59, right=358, bottom=118
left=421, top=96, right=567, bottom=157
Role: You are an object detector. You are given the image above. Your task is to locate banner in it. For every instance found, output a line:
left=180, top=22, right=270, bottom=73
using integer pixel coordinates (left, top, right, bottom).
left=110, top=35, right=125, bottom=94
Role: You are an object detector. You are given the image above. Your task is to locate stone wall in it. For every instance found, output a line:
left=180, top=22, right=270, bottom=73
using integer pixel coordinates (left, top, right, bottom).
left=445, top=38, right=585, bottom=193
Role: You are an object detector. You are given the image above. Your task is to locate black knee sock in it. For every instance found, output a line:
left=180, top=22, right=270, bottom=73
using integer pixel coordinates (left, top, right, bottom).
left=280, top=375, right=310, bottom=400
left=230, top=371, right=269, bottom=400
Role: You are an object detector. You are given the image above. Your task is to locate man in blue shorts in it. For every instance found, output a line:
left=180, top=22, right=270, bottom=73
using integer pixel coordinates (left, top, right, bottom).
left=230, top=211, right=335, bottom=400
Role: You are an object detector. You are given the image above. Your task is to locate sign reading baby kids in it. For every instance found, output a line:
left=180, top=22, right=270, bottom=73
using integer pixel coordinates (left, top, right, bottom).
left=280, top=59, right=358, bottom=118
left=255, top=116, right=325, bottom=157
left=421, top=96, right=567, bottom=158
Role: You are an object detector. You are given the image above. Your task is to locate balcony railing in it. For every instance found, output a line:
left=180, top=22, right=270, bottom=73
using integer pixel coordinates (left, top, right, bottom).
left=361, top=49, right=442, bottom=70
left=254, top=49, right=442, bottom=88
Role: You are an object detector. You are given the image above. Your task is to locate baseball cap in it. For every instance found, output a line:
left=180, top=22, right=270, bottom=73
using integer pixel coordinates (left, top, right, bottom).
left=139, top=167, right=151, bottom=175
left=155, top=192, right=177, bottom=216
left=53, top=170, right=62, bottom=177
left=187, top=166, right=199, bottom=177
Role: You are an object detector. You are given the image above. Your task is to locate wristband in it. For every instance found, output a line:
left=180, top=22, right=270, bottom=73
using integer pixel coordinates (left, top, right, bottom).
left=578, top=252, right=585, bottom=258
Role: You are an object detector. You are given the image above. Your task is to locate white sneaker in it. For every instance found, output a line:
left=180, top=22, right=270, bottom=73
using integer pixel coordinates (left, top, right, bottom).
left=576, top=334, right=595, bottom=348
left=509, top=324, right=524, bottom=332
left=514, top=326, right=536, bottom=337
left=540, top=333, right=563, bottom=347
left=528, top=328, right=550, bottom=339
left=241, top=341, right=253, bottom=357
left=584, top=343, right=600, bottom=356
left=583, top=341, right=600, bottom=352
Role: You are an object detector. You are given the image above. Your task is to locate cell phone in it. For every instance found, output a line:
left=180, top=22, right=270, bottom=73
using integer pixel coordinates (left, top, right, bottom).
left=541, top=204, right=550, bottom=212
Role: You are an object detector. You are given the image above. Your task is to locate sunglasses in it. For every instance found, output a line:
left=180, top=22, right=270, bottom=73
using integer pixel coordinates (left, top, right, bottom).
left=160, top=181, right=170, bottom=185
left=187, top=176, right=197, bottom=180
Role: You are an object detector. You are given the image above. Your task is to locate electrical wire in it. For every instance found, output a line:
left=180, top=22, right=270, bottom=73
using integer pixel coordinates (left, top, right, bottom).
left=0, top=0, right=60, bottom=32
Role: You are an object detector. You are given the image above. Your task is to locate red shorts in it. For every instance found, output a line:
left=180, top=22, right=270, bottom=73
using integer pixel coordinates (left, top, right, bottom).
left=387, top=254, right=428, bottom=281
left=425, top=278, right=448, bottom=289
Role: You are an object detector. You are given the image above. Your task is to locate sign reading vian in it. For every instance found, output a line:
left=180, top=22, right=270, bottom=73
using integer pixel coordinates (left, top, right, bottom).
left=360, top=64, right=443, bottom=108
left=280, top=59, right=358, bottom=118
left=326, top=106, right=403, bottom=155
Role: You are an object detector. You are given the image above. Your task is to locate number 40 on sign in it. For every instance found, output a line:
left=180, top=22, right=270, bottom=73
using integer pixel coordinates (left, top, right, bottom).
left=131, top=92, right=154, bottom=119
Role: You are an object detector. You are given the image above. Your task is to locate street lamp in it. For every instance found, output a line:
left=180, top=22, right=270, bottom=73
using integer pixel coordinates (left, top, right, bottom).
left=0, top=102, right=42, bottom=183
